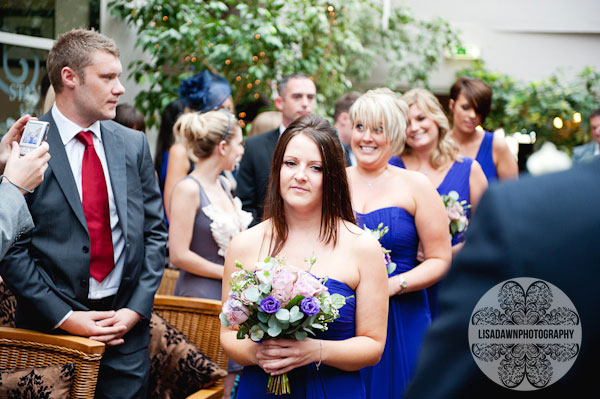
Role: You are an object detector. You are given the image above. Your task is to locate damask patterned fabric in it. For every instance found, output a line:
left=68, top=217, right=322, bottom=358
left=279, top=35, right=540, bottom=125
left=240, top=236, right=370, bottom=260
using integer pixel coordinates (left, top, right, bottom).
left=0, top=280, right=16, bottom=327
left=0, top=363, right=75, bottom=399
left=148, top=312, right=227, bottom=399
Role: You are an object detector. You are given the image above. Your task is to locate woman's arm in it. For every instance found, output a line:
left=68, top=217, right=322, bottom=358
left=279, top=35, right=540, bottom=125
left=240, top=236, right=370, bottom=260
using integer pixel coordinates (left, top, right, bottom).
left=168, top=179, right=225, bottom=280
left=220, top=232, right=261, bottom=366
left=163, top=143, right=191, bottom=219
left=469, top=160, right=488, bottom=211
left=258, top=233, right=389, bottom=374
left=493, top=135, right=519, bottom=180
left=389, top=174, right=451, bottom=295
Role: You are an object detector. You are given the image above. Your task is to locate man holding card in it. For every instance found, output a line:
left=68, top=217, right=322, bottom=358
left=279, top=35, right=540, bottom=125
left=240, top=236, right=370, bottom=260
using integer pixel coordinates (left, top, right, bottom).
left=0, top=29, right=167, bottom=398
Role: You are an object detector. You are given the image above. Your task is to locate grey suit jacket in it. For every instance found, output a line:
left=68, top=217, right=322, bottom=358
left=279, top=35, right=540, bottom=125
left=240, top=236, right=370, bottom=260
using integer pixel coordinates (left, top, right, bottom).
left=406, top=159, right=600, bottom=398
left=0, top=113, right=167, bottom=353
left=236, top=128, right=280, bottom=224
left=572, top=141, right=597, bottom=163
left=0, top=183, right=33, bottom=259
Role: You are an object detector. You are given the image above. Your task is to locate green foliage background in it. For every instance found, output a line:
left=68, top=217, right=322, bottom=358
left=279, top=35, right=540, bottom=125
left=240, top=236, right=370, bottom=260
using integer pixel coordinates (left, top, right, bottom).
left=108, top=0, right=459, bottom=128
left=458, top=62, right=600, bottom=148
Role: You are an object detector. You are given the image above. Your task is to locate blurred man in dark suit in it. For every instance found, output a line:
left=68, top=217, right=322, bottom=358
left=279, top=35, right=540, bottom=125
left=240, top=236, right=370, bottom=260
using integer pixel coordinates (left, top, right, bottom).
left=406, top=159, right=599, bottom=398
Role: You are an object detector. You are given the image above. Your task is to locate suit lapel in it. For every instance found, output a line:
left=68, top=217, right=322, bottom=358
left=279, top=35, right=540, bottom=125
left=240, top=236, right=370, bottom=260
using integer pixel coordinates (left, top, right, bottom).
left=41, top=113, right=88, bottom=231
left=100, top=122, right=128, bottom=238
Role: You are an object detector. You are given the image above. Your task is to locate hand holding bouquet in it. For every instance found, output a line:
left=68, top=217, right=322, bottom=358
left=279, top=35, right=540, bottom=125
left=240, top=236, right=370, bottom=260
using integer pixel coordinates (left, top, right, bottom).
left=440, top=190, right=470, bottom=242
left=220, top=256, right=351, bottom=395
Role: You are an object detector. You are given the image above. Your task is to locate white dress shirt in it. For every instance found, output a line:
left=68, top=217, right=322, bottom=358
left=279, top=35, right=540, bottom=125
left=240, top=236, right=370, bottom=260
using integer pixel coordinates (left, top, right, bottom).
left=52, top=104, right=125, bottom=300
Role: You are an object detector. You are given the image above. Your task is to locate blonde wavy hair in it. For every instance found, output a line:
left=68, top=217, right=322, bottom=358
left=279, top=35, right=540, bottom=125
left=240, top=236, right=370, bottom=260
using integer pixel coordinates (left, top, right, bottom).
left=349, top=88, right=409, bottom=157
left=173, top=110, right=240, bottom=162
left=401, top=88, right=460, bottom=168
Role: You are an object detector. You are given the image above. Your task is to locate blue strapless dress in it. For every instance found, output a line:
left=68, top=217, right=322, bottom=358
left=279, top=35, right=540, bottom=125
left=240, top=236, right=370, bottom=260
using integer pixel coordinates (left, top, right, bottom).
left=388, top=156, right=473, bottom=318
left=356, top=207, right=430, bottom=399
left=235, top=279, right=364, bottom=399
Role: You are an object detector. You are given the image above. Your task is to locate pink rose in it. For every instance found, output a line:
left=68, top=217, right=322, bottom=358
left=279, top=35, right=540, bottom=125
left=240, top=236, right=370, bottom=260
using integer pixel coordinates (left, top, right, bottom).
left=447, top=201, right=464, bottom=221
left=222, top=297, right=249, bottom=325
left=292, top=272, right=327, bottom=298
left=271, top=268, right=298, bottom=304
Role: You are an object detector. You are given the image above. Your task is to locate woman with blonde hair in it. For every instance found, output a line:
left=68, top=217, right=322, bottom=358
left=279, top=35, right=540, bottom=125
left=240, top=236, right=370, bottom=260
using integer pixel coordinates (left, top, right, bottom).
left=346, top=88, right=452, bottom=399
left=168, top=110, right=250, bottom=396
left=390, top=88, right=488, bottom=320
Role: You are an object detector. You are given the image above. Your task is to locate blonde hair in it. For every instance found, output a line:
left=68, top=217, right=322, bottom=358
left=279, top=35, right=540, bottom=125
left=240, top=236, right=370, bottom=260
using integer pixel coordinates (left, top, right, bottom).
left=173, top=110, right=240, bottom=161
left=401, top=88, right=460, bottom=168
left=248, top=111, right=282, bottom=137
left=349, top=88, right=409, bottom=156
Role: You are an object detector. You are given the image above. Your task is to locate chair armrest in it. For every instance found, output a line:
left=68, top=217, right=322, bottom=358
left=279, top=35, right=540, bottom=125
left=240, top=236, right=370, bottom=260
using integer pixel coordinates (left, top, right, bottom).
left=0, top=327, right=105, bottom=398
left=186, top=386, right=225, bottom=399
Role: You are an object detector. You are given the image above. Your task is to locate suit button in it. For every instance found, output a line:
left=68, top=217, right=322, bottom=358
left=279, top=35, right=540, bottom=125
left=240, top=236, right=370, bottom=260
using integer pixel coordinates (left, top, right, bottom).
left=82, top=246, right=89, bottom=253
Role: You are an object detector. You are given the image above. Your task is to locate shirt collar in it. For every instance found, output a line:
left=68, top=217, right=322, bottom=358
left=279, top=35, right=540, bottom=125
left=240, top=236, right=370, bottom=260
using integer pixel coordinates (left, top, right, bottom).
left=279, top=123, right=286, bottom=136
left=52, top=103, right=102, bottom=146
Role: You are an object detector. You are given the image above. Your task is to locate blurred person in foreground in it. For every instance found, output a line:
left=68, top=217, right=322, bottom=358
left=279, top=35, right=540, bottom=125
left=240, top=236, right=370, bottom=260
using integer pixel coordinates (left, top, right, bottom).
left=406, top=158, right=599, bottom=398
left=0, top=116, right=50, bottom=258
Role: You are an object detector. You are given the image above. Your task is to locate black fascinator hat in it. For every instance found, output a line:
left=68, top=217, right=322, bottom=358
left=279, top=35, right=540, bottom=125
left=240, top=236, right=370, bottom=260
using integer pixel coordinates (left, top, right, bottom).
left=179, top=70, right=232, bottom=112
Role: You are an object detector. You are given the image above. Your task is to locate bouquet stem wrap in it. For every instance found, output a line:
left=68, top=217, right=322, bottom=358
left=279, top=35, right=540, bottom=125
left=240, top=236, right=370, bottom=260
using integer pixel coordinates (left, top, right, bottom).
left=267, top=373, right=291, bottom=395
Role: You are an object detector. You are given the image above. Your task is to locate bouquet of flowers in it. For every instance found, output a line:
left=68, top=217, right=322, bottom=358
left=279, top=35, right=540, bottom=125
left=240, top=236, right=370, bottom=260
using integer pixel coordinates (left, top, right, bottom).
left=440, top=190, right=470, bottom=242
left=220, top=256, right=351, bottom=395
left=363, top=223, right=396, bottom=274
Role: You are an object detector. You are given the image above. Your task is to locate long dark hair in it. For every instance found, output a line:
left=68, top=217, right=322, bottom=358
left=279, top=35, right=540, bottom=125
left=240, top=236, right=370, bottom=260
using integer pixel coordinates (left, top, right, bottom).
left=154, top=99, right=184, bottom=190
left=263, top=115, right=355, bottom=255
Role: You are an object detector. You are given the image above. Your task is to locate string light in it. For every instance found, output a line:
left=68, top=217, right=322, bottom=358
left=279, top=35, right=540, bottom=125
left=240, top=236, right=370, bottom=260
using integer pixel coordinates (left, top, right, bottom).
left=208, top=43, right=213, bottom=48
left=239, top=112, right=247, bottom=118
left=162, top=16, right=168, bottom=21
left=154, top=44, right=159, bottom=49
left=252, top=56, right=258, bottom=61
left=553, top=117, right=563, bottom=129
left=328, top=6, right=334, bottom=11
left=191, top=57, right=197, bottom=62
left=187, top=20, right=192, bottom=25
left=225, top=59, right=231, bottom=65
left=255, top=79, right=260, bottom=84
left=573, top=112, right=582, bottom=123
left=259, top=51, right=265, bottom=57
left=247, top=83, right=253, bottom=89
left=185, top=56, right=190, bottom=61
left=255, top=34, right=261, bottom=39
left=236, top=76, right=242, bottom=82
left=151, top=21, right=156, bottom=27
left=254, top=93, right=260, bottom=99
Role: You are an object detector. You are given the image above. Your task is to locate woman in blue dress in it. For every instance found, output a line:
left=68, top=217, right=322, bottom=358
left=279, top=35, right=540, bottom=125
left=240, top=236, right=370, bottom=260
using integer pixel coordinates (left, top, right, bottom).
left=448, top=77, right=518, bottom=183
left=220, top=115, right=389, bottom=399
left=390, top=88, right=488, bottom=318
left=346, top=88, right=452, bottom=399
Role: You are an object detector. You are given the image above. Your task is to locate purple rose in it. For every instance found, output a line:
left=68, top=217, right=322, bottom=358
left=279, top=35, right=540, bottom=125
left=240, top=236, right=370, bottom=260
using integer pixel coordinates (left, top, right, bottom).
left=300, top=297, right=320, bottom=317
left=260, top=296, right=281, bottom=314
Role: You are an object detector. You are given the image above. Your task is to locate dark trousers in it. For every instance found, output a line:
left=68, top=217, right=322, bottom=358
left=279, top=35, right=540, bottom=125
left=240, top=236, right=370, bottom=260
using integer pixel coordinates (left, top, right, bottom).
left=95, top=346, right=150, bottom=399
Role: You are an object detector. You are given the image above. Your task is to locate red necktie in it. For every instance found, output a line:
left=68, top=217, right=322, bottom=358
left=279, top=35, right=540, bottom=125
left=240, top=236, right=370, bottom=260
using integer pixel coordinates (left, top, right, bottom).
left=76, top=131, right=115, bottom=282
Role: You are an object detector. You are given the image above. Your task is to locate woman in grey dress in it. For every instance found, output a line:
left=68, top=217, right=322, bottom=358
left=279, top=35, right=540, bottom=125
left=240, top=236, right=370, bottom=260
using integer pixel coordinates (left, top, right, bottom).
left=168, top=109, right=251, bottom=396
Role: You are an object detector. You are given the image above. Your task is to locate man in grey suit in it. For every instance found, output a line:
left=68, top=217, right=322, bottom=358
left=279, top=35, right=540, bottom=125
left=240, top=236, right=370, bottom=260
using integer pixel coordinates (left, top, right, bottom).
left=572, top=108, right=600, bottom=163
left=0, top=116, right=50, bottom=259
left=1, top=29, right=167, bottom=398
left=236, top=73, right=317, bottom=224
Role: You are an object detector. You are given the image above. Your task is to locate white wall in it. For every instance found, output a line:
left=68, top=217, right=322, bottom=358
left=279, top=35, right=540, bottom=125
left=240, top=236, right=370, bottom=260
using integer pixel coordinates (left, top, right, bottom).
left=382, top=0, right=600, bottom=92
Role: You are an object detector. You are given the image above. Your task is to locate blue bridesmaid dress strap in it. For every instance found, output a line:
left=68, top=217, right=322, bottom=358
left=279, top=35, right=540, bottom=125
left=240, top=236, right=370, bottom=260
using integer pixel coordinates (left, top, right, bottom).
left=475, top=131, right=498, bottom=183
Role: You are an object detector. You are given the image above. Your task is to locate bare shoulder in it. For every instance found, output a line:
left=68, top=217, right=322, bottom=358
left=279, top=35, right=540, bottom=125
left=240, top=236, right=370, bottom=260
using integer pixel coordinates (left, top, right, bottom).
left=169, top=142, right=188, bottom=158
left=228, top=220, right=269, bottom=260
left=392, top=165, right=435, bottom=194
left=491, top=132, right=511, bottom=153
left=340, top=221, right=383, bottom=257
